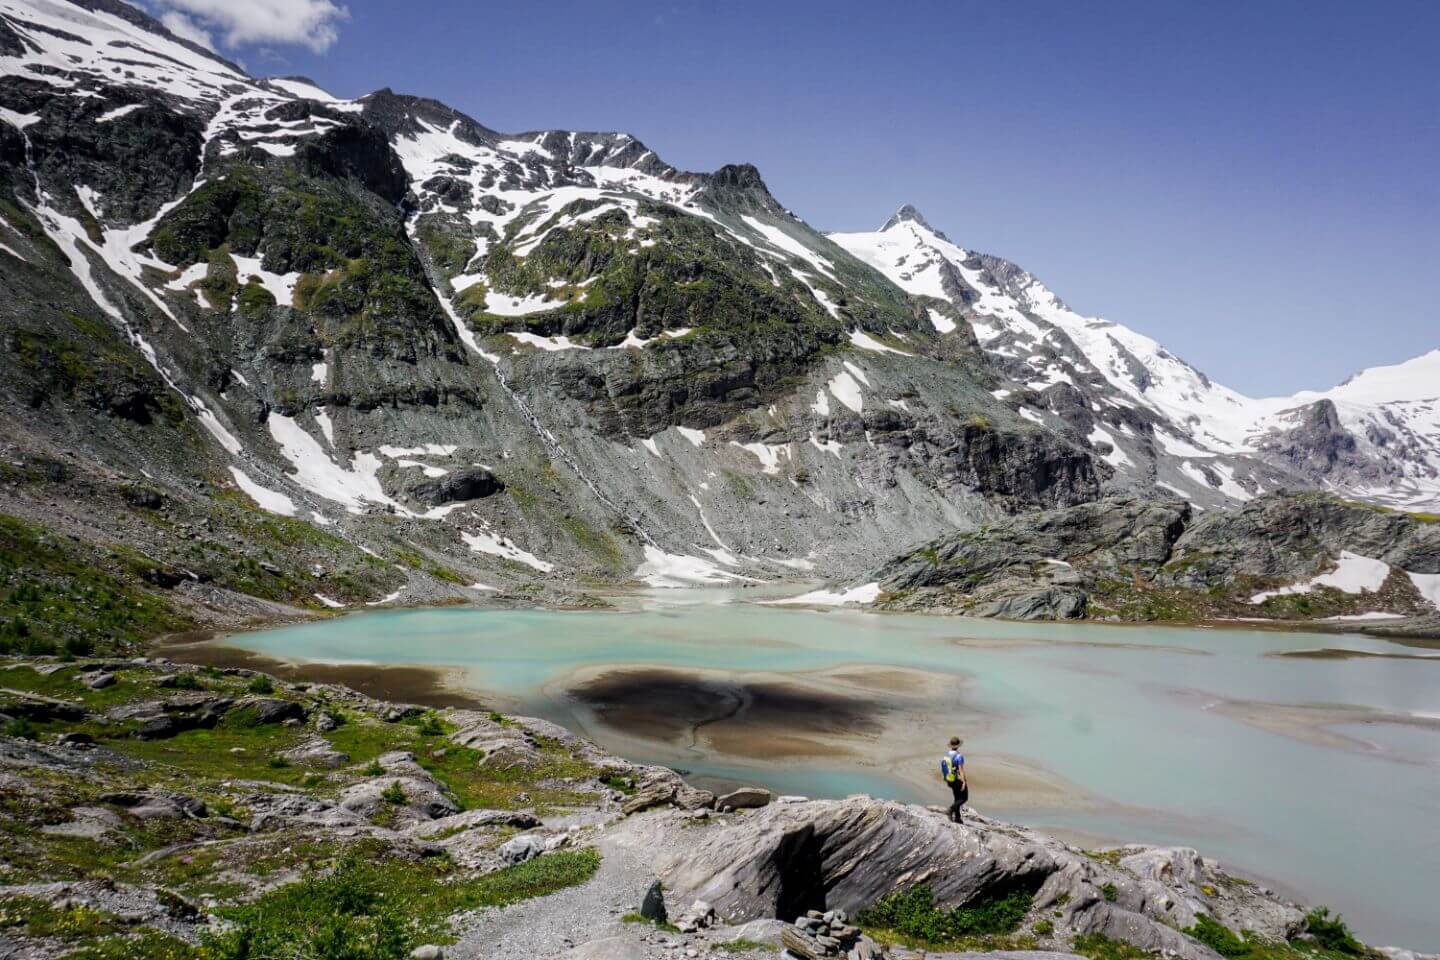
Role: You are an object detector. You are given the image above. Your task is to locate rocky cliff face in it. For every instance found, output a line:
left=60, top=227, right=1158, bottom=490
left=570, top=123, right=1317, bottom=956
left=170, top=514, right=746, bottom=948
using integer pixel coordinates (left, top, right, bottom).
left=0, top=0, right=1435, bottom=652
left=867, top=492, right=1440, bottom=630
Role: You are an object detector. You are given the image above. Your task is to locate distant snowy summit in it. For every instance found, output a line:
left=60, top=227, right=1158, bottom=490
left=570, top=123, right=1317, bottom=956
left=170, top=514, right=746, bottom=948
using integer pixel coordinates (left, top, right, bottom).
left=831, top=208, right=1440, bottom=512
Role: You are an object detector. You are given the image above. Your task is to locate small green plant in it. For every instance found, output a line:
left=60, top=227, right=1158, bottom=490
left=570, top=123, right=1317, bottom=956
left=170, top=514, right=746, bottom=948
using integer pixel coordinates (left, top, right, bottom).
left=856, top=885, right=1033, bottom=946
left=246, top=676, right=275, bottom=695
left=200, top=846, right=599, bottom=959
left=1304, top=908, right=1366, bottom=956
left=1187, top=914, right=1249, bottom=957
left=1034, top=920, right=1054, bottom=936
left=268, top=756, right=290, bottom=770
left=3, top=716, right=37, bottom=740
left=171, top=673, right=203, bottom=690
left=1073, top=933, right=1155, bottom=960
left=1101, top=882, right=1118, bottom=903
left=600, top=775, right=634, bottom=794
left=363, top=760, right=385, bottom=777
left=380, top=781, right=406, bottom=805
left=713, top=939, right=765, bottom=953
left=621, top=913, right=680, bottom=934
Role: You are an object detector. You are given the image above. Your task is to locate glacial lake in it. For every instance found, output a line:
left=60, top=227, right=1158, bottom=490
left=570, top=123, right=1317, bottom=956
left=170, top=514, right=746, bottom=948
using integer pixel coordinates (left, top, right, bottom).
left=213, top=592, right=1440, bottom=950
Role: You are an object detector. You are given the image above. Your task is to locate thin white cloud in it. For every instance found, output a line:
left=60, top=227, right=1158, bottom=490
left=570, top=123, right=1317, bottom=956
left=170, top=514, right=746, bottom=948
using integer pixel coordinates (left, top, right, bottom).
left=159, top=10, right=216, bottom=51
left=152, top=0, right=349, bottom=53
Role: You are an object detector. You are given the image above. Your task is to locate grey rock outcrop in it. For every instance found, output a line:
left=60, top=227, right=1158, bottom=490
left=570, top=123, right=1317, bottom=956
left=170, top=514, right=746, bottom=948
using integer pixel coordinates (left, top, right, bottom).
left=407, top=467, right=503, bottom=506
left=658, top=799, right=1303, bottom=960
left=871, top=491, right=1440, bottom=629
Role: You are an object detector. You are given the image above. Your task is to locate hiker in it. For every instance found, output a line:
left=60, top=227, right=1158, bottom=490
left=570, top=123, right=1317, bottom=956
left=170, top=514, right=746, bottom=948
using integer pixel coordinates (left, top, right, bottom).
left=940, top=736, right=967, bottom=823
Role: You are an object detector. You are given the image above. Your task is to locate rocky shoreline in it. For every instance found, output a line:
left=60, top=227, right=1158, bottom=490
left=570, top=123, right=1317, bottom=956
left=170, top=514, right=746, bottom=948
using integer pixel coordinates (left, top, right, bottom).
left=2, top=653, right=1433, bottom=960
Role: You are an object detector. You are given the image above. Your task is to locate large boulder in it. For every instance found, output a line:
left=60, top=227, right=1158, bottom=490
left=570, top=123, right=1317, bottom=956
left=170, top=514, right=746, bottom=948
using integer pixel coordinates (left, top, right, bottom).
left=657, top=799, right=1301, bottom=960
left=227, top=697, right=306, bottom=726
left=407, top=467, right=503, bottom=506
left=658, top=798, right=1058, bottom=925
left=716, top=787, right=772, bottom=811
left=279, top=735, right=350, bottom=769
left=108, top=694, right=232, bottom=740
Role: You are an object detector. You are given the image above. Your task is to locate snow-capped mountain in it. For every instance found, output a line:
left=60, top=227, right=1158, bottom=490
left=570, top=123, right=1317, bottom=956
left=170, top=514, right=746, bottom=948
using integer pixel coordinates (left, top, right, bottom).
left=0, top=0, right=1434, bottom=635
left=831, top=207, right=1440, bottom=512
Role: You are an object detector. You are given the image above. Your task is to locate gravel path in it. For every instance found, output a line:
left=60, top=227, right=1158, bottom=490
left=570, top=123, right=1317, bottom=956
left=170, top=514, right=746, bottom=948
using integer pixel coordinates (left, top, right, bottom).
left=447, top=809, right=696, bottom=960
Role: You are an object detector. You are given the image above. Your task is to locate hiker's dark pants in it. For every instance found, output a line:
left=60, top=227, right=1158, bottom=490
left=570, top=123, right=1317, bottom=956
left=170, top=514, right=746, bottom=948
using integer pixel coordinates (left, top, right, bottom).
left=948, top=781, right=968, bottom=822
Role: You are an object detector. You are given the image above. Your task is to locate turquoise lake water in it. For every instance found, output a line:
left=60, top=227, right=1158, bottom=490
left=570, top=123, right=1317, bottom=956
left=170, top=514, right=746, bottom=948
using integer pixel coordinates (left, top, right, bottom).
left=221, top=594, right=1440, bottom=949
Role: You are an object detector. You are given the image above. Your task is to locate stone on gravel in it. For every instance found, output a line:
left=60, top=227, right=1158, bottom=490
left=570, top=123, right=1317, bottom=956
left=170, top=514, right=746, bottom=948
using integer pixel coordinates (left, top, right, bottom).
left=716, top=787, right=771, bottom=811
left=82, top=671, right=117, bottom=689
left=102, top=791, right=207, bottom=820
left=675, top=898, right=715, bottom=933
left=640, top=878, right=667, bottom=922
left=725, top=917, right=789, bottom=946
left=408, top=808, right=541, bottom=838
left=410, top=946, right=444, bottom=960
left=564, top=937, right=646, bottom=960
left=229, top=696, right=306, bottom=725
left=279, top=735, right=349, bottom=769
left=621, top=783, right=674, bottom=816
left=498, top=832, right=570, bottom=865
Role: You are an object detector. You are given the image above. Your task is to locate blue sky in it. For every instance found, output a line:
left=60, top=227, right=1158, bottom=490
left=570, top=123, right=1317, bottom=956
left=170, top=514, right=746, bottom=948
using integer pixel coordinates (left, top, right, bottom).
left=158, top=0, right=1438, bottom=396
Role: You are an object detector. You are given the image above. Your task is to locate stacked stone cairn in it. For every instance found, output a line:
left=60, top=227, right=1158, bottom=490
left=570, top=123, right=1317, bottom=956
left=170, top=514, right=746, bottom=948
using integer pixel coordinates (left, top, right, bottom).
left=781, top=909, right=886, bottom=960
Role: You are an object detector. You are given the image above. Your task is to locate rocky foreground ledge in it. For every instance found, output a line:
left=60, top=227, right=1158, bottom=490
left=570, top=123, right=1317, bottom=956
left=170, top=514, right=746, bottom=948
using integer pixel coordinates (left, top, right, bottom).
left=0, top=655, right=1431, bottom=960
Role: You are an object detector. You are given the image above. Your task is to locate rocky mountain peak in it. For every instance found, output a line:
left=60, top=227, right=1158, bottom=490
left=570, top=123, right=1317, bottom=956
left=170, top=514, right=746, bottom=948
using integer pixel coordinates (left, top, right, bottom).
left=881, top=202, right=948, bottom=240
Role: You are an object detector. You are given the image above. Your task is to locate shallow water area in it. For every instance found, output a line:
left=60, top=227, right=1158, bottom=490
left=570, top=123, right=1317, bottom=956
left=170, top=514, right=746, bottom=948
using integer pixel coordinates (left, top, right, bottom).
left=213, top=589, right=1440, bottom=950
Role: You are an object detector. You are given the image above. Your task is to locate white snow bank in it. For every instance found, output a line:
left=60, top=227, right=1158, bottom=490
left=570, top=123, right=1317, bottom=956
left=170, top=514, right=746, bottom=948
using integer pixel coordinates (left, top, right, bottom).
left=96, top=103, right=145, bottom=123
left=1408, top=571, right=1440, bottom=611
left=379, top=444, right=457, bottom=458
left=486, top=291, right=565, bottom=316
left=508, top=331, right=591, bottom=351
left=365, top=589, right=404, bottom=606
left=848, top=329, right=912, bottom=355
left=635, top=545, right=748, bottom=588
left=267, top=414, right=394, bottom=514
left=676, top=426, right=706, bottom=447
left=766, top=582, right=881, bottom=606
left=1321, top=612, right=1405, bottom=621
left=927, top=308, right=957, bottom=334
left=828, top=371, right=864, bottom=413
left=462, top=529, right=554, bottom=573
left=740, top=215, right=836, bottom=279
left=1250, top=552, right=1391, bottom=604
left=731, top=441, right=789, bottom=475
left=231, top=255, right=300, bottom=307
left=229, top=466, right=296, bottom=517
left=1087, top=424, right=1133, bottom=469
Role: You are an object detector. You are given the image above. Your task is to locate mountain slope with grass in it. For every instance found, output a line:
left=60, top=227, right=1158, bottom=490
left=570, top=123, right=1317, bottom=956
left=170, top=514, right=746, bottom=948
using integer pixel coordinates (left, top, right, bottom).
left=0, top=0, right=1435, bottom=653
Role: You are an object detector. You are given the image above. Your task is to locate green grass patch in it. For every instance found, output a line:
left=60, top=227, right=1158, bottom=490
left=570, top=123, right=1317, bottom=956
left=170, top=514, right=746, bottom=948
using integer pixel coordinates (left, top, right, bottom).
left=1304, top=909, right=1369, bottom=957
left=1185, top=910, right=1373, bottom=960
left=621, top=912, right=680, bottom=934
left=0, top=514, right=191, bottom=656
left=712, top=938, right=766, bottom=952
left=0, top=896, right=126, bottom=940
left=856, top=885, right=1033, bottom=948
left=1073, top=933, right=1157, bottom=960
left=202, top=845, right=599, bottom=958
